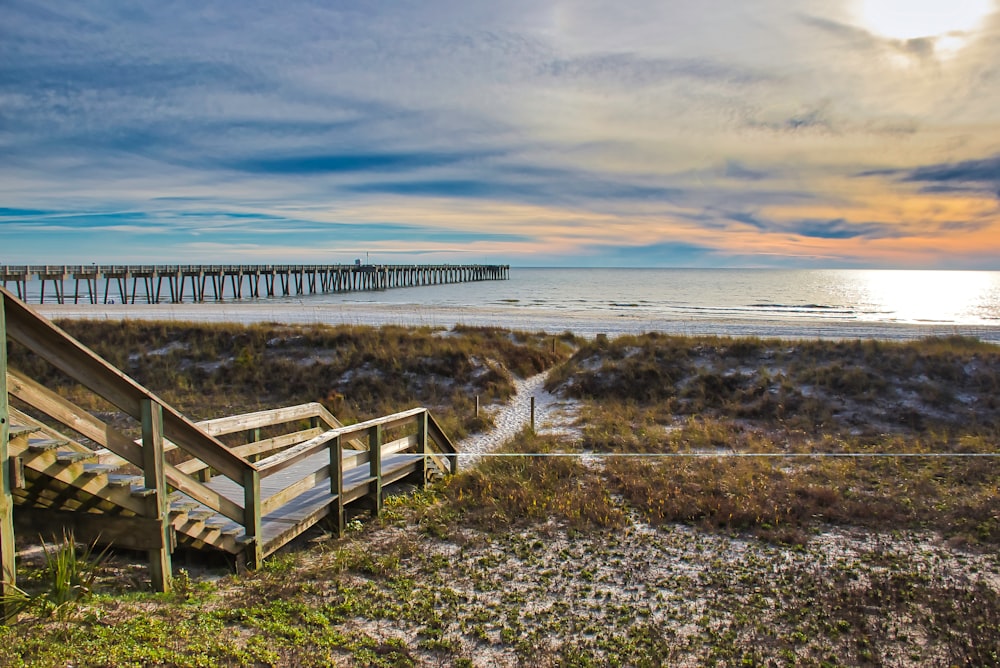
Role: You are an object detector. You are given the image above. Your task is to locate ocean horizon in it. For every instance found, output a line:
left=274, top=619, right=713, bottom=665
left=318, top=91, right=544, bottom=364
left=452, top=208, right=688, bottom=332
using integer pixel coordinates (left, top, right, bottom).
left=25, top=267, right=1000, bottom=343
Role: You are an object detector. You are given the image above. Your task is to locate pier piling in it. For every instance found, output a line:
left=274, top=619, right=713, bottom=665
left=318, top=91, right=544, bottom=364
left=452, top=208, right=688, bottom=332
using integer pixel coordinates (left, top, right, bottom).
left=0, top=264, right=509, bottom=304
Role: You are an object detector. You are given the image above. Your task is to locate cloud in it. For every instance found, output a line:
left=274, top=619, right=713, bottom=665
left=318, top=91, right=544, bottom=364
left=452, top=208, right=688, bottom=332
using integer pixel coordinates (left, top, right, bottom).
left=860, top=154, right=1000, bottom=198
left=791, top=218, right=906, bottom=240
left=1, top=0, right=999, bottom=267
left=903, top=155, right=1000, bottom=186
left=228, top=151, right=495, bottom=175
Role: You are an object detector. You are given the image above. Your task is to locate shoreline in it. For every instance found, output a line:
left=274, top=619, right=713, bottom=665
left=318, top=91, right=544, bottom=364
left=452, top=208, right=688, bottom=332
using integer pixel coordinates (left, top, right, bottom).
left=36, top=301, right=1000, bottom=343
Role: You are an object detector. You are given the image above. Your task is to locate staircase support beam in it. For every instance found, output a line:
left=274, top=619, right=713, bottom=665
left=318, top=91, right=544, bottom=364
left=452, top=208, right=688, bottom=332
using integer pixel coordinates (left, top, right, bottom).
left=141, top=399, right=173, bottom=593
left=0, top=292, right=16, bottom=618
left=368, top=425, right=383, bottom=515
left=243, top=469, right=262, bottom=569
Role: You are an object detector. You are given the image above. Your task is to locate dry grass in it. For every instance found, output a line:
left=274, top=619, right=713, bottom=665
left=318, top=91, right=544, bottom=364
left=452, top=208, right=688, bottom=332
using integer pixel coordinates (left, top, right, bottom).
left=7, top=319, right=575, bottom=440
left=4, top=326, right=999, bottom=666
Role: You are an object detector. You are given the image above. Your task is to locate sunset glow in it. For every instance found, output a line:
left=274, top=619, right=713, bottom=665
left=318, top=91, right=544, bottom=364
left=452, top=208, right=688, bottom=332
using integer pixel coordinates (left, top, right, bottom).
left=1, top=1, right=998, bottom=268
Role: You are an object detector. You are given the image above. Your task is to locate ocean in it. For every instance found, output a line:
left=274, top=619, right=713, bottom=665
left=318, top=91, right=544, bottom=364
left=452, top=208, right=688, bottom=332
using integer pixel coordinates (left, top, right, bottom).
left=26, top=268, right=1000, bottom=342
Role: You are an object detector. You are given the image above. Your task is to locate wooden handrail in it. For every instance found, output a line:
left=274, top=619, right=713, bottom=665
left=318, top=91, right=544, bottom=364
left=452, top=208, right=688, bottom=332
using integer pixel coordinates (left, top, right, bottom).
left=257, top=408, right=426, bottom=478
left=258, top=434, right=413, bottom=517
left=6, top=371, right=245, bottom=524
left=2, top=286, right=463, bottom=571
left=426, top=412, right=458, bottom=474
left=198, top=403, right=338, bottom=436
left=196, top=401, right=367, bottom=453
left=175, top=428, right=323, bottom=476
left=0, top=287, right=254, bottom=483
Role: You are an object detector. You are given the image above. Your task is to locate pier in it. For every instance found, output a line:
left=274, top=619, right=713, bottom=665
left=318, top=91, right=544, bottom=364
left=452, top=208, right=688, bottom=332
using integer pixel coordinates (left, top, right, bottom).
left=0, top=263, right=509, bottom=305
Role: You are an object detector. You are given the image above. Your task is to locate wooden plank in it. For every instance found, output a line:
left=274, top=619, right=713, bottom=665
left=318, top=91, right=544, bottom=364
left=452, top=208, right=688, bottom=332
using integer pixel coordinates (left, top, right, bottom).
left=426, top=412, right=458, bottom=475
left=5, top=374, right=118, bottom=459
left=0, top=292, right=15, bottom=613
left=257, top=408, right=425, bottom=477
left=14, top=508, right=170, bottom=551
left=330, top=435, right=343, bottom=537
left=174, top=428, right=323, bottom=476
left=260, top=495, right=335, bottom=558
left=198, top=403, right=327, bottom=436
left=257, top=430, right=339, bottom=478
left=15, top=449, right=147, bottom=515
left=163, top=464, right=245, bottom=524
left=141, top=399, right=171, bottom=592
left=260, top=467, right=331, bottom=516
left=243, top=469, right=262, bottom=569
left=382, top=433, right=419, bottom=456
left=0, top=290, right=251, bottom=482
left=337, top=407, right=424, bottom=439
left=369, top=425, right=382, bottom=514
left=7, top=381, right=245, bottom=525
left=340, top=450, right=369, bottom=475
left=416, top=410, right=428, bottom=487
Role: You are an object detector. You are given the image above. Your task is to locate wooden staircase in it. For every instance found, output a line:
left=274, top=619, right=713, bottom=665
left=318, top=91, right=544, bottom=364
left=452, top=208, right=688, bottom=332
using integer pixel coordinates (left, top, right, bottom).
left=0, top=286, right=458, bottom=596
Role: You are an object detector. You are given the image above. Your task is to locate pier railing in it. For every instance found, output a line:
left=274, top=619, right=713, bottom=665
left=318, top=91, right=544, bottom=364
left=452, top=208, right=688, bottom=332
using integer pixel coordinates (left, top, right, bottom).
left=0, top=263, right=510, bottom=304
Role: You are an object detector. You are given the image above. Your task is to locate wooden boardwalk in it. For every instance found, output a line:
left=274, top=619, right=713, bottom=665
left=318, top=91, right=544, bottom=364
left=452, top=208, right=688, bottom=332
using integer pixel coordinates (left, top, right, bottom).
left=204, top=448, right=425, bottom=555
left=0, top=263, right=509, bottom=304
left=0, top=286, right=458, bottom=598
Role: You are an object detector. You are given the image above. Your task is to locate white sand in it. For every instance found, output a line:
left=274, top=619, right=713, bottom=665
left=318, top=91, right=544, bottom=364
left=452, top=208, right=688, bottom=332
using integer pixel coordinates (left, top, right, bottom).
left=36, top=301, right=1000, bottom=342
left=457, top=372, right=582, bottom=467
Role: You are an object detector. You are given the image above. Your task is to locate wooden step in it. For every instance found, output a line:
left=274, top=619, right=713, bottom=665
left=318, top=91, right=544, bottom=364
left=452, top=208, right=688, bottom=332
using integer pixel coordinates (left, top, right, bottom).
left=81, top=463, right=119, bottom=476
left=107, top=474, right=143, bottom=488
left=27, top=438, right=68, bottom=452
left=187, top=509, right=215, bottom=522
left=8, top=425, right=39, bottom=439
left=130, top=487, right=156, bottom=499
left=170, top=499, right=200, bottom=514
left=55, top=451, right=97, bottom=464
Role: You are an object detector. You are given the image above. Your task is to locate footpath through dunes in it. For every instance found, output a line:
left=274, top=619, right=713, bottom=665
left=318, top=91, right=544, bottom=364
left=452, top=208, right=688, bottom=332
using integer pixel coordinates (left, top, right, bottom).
left=457, top=372, right=581, bottom=466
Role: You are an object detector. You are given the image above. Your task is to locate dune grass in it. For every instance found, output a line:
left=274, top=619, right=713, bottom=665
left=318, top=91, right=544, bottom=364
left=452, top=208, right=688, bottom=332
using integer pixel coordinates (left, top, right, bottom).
left=3, top=327, right=998, bottom=666
left=7, top=319, right=575, bottom=440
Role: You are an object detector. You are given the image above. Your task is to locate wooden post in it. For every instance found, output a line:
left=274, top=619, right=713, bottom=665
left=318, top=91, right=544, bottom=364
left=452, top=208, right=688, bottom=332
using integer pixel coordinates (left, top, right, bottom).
left=0, top=292, right=16, bottom=618
left=243, top=468, right=262, bottom=569
left=368, top=425, right=382, bottom=514
left=417, top=411, right=428, bottom=488
left=141, top=398, right=172, bottom=592
left=475, top=395, right=480, bottom=418
left=530, top=396, right=536, bottom=434
left=329, top=435, right=344, bottom=536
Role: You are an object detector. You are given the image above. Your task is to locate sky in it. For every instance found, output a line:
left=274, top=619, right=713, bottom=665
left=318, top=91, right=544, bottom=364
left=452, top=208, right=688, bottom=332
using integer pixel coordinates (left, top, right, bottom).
left=2, top=0, right=999, bottom=268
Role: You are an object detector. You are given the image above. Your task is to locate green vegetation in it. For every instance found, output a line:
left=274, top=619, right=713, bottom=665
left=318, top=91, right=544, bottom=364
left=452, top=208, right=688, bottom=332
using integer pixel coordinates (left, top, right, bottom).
left=1, top=531, right=108, bottom=622
left=3, top=327, right=998, bottom=665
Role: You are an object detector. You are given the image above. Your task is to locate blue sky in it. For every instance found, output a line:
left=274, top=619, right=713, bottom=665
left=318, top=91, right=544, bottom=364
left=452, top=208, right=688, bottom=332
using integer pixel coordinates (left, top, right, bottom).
left=2, top=1, right=999, bottom=267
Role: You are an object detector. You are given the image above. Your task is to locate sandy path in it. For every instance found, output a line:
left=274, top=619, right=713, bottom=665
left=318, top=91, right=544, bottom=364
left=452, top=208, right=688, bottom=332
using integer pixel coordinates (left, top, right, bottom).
left=457, top=371, right=581, bottom=467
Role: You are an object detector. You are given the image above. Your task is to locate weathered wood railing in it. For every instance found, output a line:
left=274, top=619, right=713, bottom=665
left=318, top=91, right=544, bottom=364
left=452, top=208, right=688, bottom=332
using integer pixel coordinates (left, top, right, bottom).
left=1, top=285, right=459, bottom=599
left=252, top=407, right=457, bottom=538
left=1, top=287, right=259, bottom=589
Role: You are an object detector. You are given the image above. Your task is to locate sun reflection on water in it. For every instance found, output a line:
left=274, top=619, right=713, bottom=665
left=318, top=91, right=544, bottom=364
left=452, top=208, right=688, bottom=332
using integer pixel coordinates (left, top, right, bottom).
left=846, top=270, right=1000, bottom=325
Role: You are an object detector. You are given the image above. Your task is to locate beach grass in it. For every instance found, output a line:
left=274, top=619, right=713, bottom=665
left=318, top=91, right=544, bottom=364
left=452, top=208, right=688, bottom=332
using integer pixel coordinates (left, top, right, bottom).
left=3, top=324, right=998, bottom=666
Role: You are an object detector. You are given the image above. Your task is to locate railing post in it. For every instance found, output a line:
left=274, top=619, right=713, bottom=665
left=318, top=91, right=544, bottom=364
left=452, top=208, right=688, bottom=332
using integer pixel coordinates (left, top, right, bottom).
left=368, top=425, right=383, bottom=514
left=243, top=468, right=262, bottom=569
left=417, top=411, right=428, bottom=488
left=141, top=398, right=172, bottom=592
left=329, top=434, right=344, bottom=536
left=0, top=292, right=17, bottom=619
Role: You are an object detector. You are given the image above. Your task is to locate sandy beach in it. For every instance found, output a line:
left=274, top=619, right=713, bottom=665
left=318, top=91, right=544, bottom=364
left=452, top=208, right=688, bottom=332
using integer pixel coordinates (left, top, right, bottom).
left=36, top=301, right=1000, bottom=342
